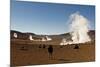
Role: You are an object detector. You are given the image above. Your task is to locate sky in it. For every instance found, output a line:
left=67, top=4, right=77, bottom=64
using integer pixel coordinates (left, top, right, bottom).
left=11, top=0, right=95, bottom=35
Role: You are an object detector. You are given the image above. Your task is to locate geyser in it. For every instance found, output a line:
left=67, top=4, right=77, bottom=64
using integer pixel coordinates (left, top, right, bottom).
left=60, top=12, right=91, bottom=45
left=13, top=33, right=17, bottom=38
left=70, top=12, right=91, bottom=43
left=46, top=36, right=52, bottom=41
left=29, top=35, right=34, bottom=40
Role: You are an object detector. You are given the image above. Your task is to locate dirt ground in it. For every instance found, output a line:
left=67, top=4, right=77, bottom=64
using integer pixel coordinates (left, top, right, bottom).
left=11, top=39, right=95, bottom=66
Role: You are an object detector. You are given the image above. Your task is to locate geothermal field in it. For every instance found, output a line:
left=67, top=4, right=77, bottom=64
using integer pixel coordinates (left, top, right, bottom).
left=11, top=13, right=95, bottom=66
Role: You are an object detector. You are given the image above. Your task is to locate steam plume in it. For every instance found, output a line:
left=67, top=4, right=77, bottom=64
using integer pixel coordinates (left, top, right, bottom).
left=14, top=33, right=17, bottom=38
left=60, top=12, right=91, bottom=45
left=69, top=12, right=91, bottom=43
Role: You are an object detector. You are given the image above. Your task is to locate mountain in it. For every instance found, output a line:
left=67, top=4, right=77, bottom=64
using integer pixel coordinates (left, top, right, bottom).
left=11, top=30, right=95, bottom=41
left=11, top=30, right=35, bottom=39
left=88, top=30, right=95, bottom=41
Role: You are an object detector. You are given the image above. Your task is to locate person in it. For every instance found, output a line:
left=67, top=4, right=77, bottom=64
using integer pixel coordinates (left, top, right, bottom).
left=39, top=44, right=42, bottom=48
left=74, top=44, right=79, bottom=49
left=48, top=45, right=53, bottom=59
left=43, top=44, right=46, bottom=48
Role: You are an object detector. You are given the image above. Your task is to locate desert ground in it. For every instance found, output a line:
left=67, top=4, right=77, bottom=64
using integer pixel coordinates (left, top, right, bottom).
left=11, top=38, right=95, bottom=66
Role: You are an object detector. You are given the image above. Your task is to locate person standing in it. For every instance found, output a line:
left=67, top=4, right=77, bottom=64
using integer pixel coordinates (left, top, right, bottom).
left=48, top=45, right=53, bottom=59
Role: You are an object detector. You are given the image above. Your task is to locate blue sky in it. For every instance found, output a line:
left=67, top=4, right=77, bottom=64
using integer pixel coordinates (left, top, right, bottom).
left=11, top=0, right=95, bottom=35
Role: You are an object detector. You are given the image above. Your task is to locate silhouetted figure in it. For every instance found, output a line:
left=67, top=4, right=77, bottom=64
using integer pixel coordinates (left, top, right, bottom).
left=48, top=45, right=53, bottom=59
left=74, top=44, right=79, bottom=49
left=20, top=46, right=28, bottom=51
left=43, top=44, right=46, bottom=48
left=39, top=44, right=42, bottom=48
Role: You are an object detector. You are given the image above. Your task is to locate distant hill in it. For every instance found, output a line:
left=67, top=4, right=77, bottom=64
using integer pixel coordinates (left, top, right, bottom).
left=11, top=30, right=22, bottom=34
left=11, top=30, right=35, bottom=35
left=88, top=30, right=95, bottom=41
left=11, top=30, right=35, bottom=39
left=11, top=30, right=95, bottom=41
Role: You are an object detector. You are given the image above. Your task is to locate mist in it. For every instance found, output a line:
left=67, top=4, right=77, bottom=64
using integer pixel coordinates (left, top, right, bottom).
left=60, top=12, right=91, bottom=45
left=70, top=12, right=91, bottom=43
